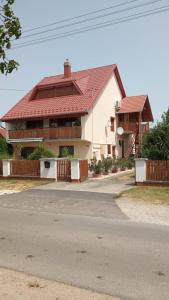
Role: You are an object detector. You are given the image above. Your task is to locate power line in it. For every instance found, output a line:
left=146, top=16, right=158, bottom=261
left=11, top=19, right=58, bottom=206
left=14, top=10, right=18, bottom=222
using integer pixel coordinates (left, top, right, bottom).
left=12, top=4, right=169, bottom=50
left=22, top=0, right=144, bottom=33
left=0, top=88, right=28, bottom=91
left=19, top=0, right=164, bottom=40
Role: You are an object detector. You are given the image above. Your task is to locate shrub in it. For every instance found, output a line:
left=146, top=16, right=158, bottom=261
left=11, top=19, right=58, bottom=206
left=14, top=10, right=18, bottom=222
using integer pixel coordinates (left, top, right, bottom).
left=89, top=158, right=102, bottom=174
left=27, top=146, right=55, bottom=160
left=0, top=138, right=8, bottom=154
left=61, top=147, right=70, bottom=158
left=0, top=138, right=12, bottom=159
left=93, top=160, right=103, bottom=174
left=102, top=157, right=113, bottom=173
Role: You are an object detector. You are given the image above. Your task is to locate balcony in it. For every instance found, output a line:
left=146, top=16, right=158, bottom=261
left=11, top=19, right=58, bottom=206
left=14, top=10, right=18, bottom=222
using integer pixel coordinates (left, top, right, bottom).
left=118, top=121, right=138, bottom=133
left=8, top=126, right=81, bottom=140
left=118, top=121, right=149, bottom=134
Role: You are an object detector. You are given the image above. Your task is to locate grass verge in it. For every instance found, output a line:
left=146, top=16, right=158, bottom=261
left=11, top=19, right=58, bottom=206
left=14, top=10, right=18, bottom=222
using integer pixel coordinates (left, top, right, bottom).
left=120, top=186, right=169, bottom=205
left=0, top=179, right=53, bottom=192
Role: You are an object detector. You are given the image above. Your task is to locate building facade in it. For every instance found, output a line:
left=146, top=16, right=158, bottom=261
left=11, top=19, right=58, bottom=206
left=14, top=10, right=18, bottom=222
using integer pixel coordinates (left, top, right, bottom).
left=1, top=61, right=153, bottom=160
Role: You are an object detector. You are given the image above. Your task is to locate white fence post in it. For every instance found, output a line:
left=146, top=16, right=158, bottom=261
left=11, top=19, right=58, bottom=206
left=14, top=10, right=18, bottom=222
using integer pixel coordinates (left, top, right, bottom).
left=71, top=159, right=80, bottom=182
left=2, top=159, right=11, bottom=177
left=135, top=158, right=148, bottom=183
left=40, top=158, right=57, bottom=179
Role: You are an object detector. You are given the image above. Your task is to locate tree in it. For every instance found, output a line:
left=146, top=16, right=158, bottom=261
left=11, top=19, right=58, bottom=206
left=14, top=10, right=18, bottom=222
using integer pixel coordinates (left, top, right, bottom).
left=0, top=0, right=21, bottom=74
left=142, top=108, right=169, bottom=160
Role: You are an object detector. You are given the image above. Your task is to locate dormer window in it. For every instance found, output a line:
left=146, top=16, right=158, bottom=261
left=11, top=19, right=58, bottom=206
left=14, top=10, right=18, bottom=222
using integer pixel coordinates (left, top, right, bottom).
left=32, top=82, right=80, bottom=100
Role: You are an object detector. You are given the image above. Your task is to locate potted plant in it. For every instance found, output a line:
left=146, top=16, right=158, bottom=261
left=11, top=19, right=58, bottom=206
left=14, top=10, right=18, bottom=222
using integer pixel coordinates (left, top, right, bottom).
left=93, top=160, right=103, bottom=177
left=111, top=160, right=118, bottom=173
left=102, top=157, right=113, bottom=175
left=125, top=158, right=134, bottom=170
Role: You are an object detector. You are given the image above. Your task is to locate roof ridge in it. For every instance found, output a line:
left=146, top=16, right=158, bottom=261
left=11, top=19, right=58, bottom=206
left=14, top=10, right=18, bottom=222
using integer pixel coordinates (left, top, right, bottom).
left=43, top=64, right=117, bottom=80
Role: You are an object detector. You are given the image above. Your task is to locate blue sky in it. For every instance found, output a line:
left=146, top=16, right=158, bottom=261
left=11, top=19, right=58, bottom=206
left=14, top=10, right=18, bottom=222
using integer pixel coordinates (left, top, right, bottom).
left=0, top=0, right=169, bottom=122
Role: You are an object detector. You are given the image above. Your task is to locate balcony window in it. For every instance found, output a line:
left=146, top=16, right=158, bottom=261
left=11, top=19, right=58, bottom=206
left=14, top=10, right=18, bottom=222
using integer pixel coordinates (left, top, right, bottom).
left=26, top=120, right=43, bottom=129
left=33, top=83, right=80, bottom=100
left=50, top=117, right=81, bottom=128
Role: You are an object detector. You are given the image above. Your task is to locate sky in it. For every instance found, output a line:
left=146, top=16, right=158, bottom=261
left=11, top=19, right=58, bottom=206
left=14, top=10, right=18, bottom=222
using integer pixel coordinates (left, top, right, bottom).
left=0, top=0, right=169, bottom=123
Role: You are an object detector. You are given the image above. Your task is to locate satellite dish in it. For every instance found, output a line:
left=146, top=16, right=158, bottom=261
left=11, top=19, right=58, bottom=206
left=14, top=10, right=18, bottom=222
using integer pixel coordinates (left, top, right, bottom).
left=117, top=127, right=124, bottom=135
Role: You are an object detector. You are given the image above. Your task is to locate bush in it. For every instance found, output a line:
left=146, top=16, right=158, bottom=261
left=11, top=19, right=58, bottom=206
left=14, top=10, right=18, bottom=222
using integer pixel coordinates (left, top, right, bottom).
left=0, top=138, right=8, bottom=154
left=0, top=138, right=12, bottom=159
left=89, top=158, right=102, bottom=174
left=61, top=147, right=70, bottom=158
left=142, top=108, right=169, bottom=160
left=102, top=157, right=113, bottom=173
left=27, top=146, right=55, bottom=160
left=93, top=160, right=103, bottom=174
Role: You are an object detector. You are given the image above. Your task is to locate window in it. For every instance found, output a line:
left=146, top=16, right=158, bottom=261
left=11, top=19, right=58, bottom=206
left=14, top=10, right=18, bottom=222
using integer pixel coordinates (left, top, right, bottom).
left=107, top=144, right=111, bottom=155
left=21, top=147, right=35, bottom=159
left=110, top=117, right=115, bottom=131
left=59, top=146, right=74, bottom=157
left=33, top=83, right=80, bottom=100
left=50, top=117, right=81, bottom=128
left=26, top=120, right=43, bottom=129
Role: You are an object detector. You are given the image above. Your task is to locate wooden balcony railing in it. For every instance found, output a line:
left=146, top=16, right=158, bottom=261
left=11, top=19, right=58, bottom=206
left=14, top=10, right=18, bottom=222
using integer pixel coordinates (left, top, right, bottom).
left=8, top=126, right=81, bottom=140
left=118, top=121, right=138, bottom=133
left=118, top=121, right=149, bottom=133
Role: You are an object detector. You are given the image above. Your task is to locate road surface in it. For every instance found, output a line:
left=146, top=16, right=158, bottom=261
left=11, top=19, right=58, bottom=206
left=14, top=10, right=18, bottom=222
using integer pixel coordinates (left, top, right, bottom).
left=0, top=189, right=169, bottom=300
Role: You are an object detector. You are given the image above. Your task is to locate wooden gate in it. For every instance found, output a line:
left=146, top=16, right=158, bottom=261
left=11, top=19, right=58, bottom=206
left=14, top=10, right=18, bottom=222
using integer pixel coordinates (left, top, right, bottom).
left=10, top=160, right=40, bottom=177
left=80, top=160, right=88, bottom=182
left=146, top=160, right=169, bottom=182
left=57, top=160, right=71, bottom=181
left=0, top=160, right=3, bottom=176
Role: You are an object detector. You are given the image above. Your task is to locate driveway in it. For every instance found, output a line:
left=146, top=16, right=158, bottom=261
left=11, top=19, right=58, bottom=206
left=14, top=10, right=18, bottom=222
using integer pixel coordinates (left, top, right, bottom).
left=33, top=171, right=134, bottom=194
left=0, top=189, right=127, bottom=220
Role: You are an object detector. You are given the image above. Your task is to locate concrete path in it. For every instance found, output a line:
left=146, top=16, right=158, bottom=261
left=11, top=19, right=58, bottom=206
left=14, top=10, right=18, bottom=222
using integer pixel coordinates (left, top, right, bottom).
left=0, top=189, right=169, bottom=300
left=33, top=171, right=134, bottom=195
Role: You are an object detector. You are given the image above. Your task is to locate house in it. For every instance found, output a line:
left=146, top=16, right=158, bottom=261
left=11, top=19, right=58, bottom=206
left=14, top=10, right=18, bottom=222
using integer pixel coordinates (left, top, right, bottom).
left=1, top=60, right=153, bottom=160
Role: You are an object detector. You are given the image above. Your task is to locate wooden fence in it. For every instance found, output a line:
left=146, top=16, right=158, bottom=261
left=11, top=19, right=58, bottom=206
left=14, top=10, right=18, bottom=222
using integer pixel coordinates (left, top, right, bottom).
left=80, top=160, right=88, bottom=182
left=146, top=160, right=169, bottom=182
left=10, top=160, right=40, bottom=177
left=0, top=160, right=3, bottom=176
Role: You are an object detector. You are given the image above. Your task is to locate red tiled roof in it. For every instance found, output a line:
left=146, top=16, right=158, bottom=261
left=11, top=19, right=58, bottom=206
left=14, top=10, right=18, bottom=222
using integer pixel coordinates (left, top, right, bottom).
left=117, top=95, right=148, bottom=113
left=0, top=127, right=6, bottom=138
left=1, top=64, right=126, bottom=121
left=117, top=95, right=154, bottom=122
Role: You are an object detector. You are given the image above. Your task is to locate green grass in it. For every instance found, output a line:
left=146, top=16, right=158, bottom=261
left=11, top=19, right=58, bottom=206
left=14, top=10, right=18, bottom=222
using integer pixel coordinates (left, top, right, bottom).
left=121, top=186, right=169, bottom=205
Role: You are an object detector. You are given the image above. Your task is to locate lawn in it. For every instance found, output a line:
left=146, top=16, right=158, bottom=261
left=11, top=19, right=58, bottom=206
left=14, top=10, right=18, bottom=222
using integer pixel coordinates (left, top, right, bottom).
left=0, top=179, right=53, bottom=192
left=121, top=186, right=169, bottom=205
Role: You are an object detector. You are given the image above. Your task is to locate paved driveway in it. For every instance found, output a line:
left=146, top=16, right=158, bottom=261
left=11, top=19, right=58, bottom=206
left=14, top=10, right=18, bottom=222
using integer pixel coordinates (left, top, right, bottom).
left=0, top=189, right=127, bottom=220
left=33, top=171, right=134, bottom=194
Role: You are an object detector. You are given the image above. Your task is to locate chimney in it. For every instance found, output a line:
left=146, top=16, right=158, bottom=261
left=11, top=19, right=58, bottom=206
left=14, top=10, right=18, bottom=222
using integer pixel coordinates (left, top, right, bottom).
left=64, top=59, right=71, bottom=78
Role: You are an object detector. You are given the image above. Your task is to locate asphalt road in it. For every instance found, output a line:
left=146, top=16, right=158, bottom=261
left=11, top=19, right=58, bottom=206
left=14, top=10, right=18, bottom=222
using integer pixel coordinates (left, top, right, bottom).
left=0, top=190, right=169, bottom=300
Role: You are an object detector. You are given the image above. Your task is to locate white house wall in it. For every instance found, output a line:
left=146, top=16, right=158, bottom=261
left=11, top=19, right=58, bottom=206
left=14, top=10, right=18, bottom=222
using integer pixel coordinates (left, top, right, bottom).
left=82, top=73, right=123, bottom=144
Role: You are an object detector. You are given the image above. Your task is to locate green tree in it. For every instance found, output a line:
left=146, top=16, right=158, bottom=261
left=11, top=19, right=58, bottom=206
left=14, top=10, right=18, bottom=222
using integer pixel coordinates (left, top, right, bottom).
left=142, top=108, right=169, bottom=160
left=0, top=0, right=21, bottom=74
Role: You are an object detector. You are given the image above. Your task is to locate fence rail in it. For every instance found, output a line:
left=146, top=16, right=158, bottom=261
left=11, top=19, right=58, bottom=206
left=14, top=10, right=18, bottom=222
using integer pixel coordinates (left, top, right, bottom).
left=146, top=160, right=169, bottom=182
left=10, top=160, right=40, bottom=177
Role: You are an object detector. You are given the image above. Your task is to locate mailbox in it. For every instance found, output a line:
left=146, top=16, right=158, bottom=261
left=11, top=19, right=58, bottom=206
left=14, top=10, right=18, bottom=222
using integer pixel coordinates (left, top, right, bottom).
left=44, top=161, right=50, bottom=168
